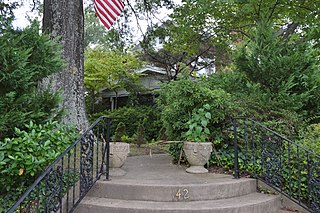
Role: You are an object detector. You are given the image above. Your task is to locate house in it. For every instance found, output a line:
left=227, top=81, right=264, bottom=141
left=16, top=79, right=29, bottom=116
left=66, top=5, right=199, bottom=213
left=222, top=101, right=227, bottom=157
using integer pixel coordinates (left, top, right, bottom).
left=102, top=65, right=170, bottom=110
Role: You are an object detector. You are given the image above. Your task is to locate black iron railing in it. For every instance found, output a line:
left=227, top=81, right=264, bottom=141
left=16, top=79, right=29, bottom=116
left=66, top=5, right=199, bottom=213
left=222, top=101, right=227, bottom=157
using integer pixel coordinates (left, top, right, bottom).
left=233, top=117, right=320, bottom=213
left=7, top=116, right=111, bottom=213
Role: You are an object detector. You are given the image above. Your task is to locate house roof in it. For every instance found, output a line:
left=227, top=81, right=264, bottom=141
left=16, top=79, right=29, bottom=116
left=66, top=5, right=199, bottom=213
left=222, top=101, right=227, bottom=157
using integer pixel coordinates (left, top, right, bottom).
left=135, top=65, right=167, bottom=75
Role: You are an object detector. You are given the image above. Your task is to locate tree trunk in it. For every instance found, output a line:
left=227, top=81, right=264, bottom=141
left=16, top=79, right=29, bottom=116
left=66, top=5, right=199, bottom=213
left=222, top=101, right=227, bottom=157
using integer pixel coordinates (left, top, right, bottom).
left=42, top=0, right=88, bottom=131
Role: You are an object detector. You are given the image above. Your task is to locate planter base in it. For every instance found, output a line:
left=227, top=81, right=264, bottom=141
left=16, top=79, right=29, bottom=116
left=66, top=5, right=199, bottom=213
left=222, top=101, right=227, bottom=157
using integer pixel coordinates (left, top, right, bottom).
left=110, top=168, right=127, bottom=177
left=186, top=166, right=208, bottom=174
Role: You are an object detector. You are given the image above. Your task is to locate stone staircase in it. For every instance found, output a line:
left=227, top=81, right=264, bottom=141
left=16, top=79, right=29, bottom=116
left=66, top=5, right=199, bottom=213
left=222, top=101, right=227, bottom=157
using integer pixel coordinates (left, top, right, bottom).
left=74, top=154, right=283, bottom=213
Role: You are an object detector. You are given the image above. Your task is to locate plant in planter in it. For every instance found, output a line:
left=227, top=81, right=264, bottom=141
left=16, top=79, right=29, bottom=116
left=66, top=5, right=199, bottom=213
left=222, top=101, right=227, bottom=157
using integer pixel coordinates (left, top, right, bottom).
left=110, top=122, right=130, bottom=176
left=182, top=104, right=213, bottom=174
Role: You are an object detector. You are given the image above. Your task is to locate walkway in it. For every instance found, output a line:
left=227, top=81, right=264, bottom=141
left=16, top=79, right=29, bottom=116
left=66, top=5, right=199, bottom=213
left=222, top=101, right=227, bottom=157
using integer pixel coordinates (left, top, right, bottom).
left=75, top=154, right=292, bottom=213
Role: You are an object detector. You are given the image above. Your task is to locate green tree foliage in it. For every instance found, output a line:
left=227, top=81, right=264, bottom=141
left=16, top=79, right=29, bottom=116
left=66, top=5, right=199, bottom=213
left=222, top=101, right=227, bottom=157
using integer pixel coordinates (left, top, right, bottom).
left=84, top=48, right=144, bottom=112
left=167, top=0, right=320, bottom=52
left=84, top=48, right=143, bottom=91
left=0, top=1, right=17, bottom=33
left=235, top=20, right=320, bottom=123
left=0, top=22, right=64, bottom=139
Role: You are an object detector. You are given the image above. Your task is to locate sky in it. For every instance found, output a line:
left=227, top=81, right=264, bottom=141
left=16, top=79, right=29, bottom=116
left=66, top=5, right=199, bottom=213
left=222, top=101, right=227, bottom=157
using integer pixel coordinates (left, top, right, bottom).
left=11, top=2, right=39, bottom=29
left=10, top=0, right=180, bottom=38
left=10, top=0, right=91, bottom=29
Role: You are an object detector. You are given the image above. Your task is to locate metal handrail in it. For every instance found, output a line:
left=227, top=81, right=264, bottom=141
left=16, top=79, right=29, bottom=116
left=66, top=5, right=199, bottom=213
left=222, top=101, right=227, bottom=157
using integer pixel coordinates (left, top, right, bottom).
left=6, top=116, right=111, bottom=213
left=233, top=117, right=320, bottom=213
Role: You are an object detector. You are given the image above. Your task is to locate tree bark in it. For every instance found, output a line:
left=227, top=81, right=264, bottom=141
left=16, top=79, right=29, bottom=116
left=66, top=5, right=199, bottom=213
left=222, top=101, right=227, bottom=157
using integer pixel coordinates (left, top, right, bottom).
left=42, top=0, right=88, bottom=131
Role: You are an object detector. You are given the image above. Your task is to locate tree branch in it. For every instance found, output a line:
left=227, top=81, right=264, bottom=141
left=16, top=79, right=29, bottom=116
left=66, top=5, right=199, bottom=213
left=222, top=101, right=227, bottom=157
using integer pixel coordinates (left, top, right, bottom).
left=283, top=22, right=299, bottom=40
left=268, top=0, right=280, bottom=21
left=221, top=27, right=254, bottom=41
left=125, top=0, right=146, bottom=39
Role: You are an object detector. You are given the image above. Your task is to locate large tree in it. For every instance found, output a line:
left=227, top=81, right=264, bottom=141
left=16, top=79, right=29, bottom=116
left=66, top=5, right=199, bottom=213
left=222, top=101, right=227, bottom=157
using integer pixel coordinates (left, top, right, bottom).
left=166, top=0, right=320, bottom=51
left=42, top=0, right=88, bottom=130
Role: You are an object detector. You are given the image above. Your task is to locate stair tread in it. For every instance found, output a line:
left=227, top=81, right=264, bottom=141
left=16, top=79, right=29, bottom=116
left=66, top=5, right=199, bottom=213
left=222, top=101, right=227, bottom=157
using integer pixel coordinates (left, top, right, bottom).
left=87, top=177, right=257, bottom=201
left=98, top=176, right=255, bottom=186
left=75, top=155, right=280, bottom=213
left=79, top=193, right=278, bottom=210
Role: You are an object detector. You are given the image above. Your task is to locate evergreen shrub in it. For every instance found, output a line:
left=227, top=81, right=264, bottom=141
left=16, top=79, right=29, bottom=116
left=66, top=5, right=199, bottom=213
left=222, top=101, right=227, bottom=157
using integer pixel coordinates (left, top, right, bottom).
left=0, top=22, right=64, bottom=139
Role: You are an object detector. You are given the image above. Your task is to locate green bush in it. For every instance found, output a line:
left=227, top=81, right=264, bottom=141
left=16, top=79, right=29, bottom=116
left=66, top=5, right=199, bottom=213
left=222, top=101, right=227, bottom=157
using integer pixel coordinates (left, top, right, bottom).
left=0, top=171, right=80, bottom=213
left=168, top=142, right=184, bottom=163
left=234, top=20, right=320, bottom=123
left=0, top=22, right=64, bottom=139
left=157, top=76, right=237, bottom=141
left=94, top=105, right=162, bottom=141
left=206, top=69, right=304, bottom=136
left=112, top=122, right=127, bottom=142
left=0, top=120, right=78, bottom=194
left=135, top=121, right=147, bottom=147
left=297, top=123, right=320, bottom=155
left=157, top=76, right=239, bottom=161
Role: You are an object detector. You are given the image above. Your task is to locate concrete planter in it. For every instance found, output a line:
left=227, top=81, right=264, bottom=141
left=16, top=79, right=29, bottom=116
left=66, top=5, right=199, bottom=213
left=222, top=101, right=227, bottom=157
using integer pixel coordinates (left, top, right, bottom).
left=109, top=142, right=130, bottom=176
left=183, top=141, right=212, bottom=174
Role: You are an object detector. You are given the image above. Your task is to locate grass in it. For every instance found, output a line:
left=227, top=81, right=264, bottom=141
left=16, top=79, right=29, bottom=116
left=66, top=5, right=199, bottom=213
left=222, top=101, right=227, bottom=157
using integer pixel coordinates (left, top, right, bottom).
left=128, top=142, right=170, bottom=156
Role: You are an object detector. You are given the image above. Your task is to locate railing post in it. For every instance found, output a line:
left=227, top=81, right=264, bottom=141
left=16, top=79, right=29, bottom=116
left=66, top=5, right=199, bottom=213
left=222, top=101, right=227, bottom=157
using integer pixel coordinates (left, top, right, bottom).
left=233, top=118, right=240, bottom=179
left=105, top=117, right=111, bottom=180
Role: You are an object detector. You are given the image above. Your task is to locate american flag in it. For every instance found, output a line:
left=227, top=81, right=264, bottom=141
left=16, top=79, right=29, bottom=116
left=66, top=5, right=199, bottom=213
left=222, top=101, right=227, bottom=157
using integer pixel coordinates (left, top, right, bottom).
left=94, top=0, right=125, bottom=30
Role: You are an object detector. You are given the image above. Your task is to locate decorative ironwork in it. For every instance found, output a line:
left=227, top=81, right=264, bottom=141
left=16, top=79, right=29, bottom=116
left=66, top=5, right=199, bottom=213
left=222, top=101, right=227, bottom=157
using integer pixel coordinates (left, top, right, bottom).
left=308, top=159, right=320, bottom=212
left=45, top=167, right=63, bottom=212
left=7, top=117, right=112, bottom=213
left=233, top=117, right=320, bottom=213
left=261, top=133, right=283, bottom=188
left=80, top=132, right=94, bottom=198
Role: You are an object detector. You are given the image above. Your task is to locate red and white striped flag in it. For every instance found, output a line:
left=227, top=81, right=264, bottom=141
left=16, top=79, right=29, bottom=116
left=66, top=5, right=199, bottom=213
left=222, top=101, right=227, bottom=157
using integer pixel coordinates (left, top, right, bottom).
left=94, top=0, right=125, bottom=30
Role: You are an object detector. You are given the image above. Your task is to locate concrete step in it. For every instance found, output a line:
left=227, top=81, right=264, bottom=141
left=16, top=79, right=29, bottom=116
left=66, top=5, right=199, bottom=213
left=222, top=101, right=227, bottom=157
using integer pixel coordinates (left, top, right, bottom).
left=75, top=193, right=280, bottom=213
left=86, top=177, right=256, bottom=201
left=74, top=154, right=281, bottom=213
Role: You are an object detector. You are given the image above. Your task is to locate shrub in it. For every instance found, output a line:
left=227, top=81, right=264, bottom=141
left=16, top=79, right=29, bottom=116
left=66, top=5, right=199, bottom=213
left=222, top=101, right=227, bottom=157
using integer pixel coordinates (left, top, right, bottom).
left=135, top=121, right=147, bottom=147
left=112, top=122, right=126, bottom=142
left=94, top=105, right=162, bottom=141
left=234, top=20, right=320, bottom=123
left=206, top=70, right=303, bottom=138
left=0, top=120, right=79, bottom=194
left=157, top=76, right=237, bottom=141
left=297, top=123, right=320, bottom=155
left=157, top=76, right=238, bottom=161
left=0, top=22, right=64, bottom=139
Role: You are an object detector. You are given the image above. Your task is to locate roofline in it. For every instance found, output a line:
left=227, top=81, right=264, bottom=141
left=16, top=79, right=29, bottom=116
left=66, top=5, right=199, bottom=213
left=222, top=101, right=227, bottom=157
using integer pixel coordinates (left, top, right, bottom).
left=135, top=65, right=167, bottom=75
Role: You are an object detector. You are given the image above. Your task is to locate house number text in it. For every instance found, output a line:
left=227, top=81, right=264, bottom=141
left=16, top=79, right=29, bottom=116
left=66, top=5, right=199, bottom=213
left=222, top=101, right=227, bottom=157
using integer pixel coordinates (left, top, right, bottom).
left=175, top=188, right=190, bottom=200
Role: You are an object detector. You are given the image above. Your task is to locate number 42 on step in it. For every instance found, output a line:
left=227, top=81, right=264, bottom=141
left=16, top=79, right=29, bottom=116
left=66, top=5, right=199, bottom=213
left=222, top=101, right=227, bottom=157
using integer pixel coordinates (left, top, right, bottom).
left=175, top=188, right=190, bottom=200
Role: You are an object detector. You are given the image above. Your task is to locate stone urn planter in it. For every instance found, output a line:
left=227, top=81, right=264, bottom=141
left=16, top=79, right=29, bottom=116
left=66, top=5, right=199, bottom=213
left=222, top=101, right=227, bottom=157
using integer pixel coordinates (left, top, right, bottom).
left=183, top=141, right=212, bottom=174
left=109, top=142, right=130, bottom=176
left=181, top=104, right=214, bottom=174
